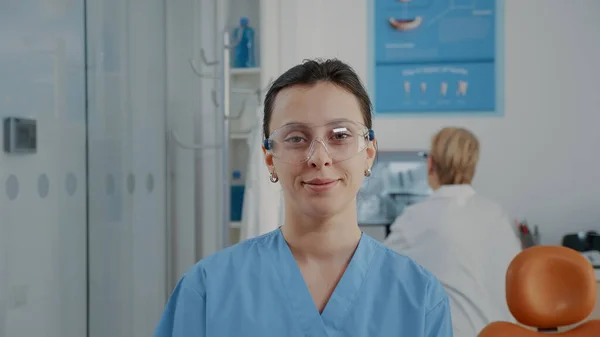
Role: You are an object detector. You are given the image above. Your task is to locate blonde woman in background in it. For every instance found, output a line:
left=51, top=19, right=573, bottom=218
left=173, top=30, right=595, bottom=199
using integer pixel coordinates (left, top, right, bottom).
left=384, top=127, right=521, bottom=337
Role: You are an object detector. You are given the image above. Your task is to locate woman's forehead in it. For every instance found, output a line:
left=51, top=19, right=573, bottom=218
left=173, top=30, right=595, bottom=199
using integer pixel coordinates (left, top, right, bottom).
left=270, top=82, right=364, bottom=128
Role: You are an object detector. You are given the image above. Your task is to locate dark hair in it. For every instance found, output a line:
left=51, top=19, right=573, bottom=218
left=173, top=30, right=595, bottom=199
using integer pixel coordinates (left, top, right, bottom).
left=262, top=58, right=373, bottom=138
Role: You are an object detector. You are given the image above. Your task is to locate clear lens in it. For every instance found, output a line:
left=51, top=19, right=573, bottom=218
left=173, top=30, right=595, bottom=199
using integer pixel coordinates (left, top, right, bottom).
left=266, top=120, right=372, bottom=164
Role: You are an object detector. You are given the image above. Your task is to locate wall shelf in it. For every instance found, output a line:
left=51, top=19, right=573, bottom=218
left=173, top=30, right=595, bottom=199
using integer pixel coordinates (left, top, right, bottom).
left=231, top=67, right=260, bottom=76
left=226, top=0, right=261, bottom=245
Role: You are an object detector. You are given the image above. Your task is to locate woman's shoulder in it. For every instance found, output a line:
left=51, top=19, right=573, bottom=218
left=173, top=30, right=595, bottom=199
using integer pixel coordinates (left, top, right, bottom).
left=177, top=230, right=280, bottom=290
left=199, top=229, right=278, bottom=267
left=373, top=237, right=437, bottom=281
left=368, top=235, right=449, bottom=309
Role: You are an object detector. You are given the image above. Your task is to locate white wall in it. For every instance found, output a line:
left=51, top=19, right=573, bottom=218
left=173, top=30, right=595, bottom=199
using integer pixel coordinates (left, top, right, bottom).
left=164, top=0, right=204, bottom=286
left=0, top=1, right=87, bottom=337
left=271, top=0, right=600, bottom=244
left=165, top=0, right=225, bottom=274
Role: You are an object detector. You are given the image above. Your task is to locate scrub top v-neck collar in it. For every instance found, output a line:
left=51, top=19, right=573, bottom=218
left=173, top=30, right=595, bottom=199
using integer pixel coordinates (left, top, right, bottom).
left=270, top=228, right=378, bottom=337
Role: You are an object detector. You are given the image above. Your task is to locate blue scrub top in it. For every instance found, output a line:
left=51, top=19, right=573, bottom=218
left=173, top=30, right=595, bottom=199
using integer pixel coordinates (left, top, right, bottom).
left=154, top=228, right=453, bottom=337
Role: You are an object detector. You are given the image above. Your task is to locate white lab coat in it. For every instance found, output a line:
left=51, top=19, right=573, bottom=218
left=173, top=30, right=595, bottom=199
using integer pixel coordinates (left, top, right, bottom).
left=384, top=185, right=521, bottom=337
left=240, top=107, right=284, bottom=241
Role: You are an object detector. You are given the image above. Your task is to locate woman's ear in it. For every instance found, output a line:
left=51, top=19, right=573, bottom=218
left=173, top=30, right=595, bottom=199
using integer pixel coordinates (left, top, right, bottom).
left=262, top=146, right=274, bottom=170
left=366, top=138, right=377, bottom=167
left=427, top=156, right=434, bottom=175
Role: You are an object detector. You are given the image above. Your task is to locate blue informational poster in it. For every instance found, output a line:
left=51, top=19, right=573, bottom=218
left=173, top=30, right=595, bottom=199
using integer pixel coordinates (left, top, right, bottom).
left=369, top=0, right=503, bottom=116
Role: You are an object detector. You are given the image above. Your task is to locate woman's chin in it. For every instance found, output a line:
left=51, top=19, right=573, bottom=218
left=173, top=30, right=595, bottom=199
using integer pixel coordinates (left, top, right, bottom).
left=302, top=199, right=343, bottom=219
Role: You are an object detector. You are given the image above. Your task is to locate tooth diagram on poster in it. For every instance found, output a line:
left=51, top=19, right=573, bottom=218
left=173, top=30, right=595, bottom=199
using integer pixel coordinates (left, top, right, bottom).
left=369, top=0, right=504, bottom=117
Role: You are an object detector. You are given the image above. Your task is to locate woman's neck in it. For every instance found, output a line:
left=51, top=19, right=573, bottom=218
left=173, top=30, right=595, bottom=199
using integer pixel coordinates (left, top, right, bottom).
left=281, top=205, right=362, bottom=261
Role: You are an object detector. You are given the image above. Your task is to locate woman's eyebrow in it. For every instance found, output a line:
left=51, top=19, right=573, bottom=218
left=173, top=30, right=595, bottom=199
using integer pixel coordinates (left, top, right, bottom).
left=279, top=121, right=310, bottom=128
left=279, top=118, right=355, bottom=128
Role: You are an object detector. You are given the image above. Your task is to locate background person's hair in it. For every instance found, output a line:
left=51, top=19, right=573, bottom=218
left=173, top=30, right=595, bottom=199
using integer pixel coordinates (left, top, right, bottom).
left=430, top=127, right=480, bottom=185
left=262, top=58, right=372, bottom=138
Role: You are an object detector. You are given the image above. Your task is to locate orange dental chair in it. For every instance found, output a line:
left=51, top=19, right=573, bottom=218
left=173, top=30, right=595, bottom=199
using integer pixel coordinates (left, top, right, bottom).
left=478, top=245, right=600, bottom=336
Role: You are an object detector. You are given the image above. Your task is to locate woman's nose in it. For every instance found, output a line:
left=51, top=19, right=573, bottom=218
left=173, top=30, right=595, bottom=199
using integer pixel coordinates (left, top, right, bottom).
left=307, top=140, right=332, bottom=168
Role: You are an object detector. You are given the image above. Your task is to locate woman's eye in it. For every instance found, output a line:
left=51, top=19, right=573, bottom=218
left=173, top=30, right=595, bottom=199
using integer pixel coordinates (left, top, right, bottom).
left=332, top=133, right=350, bottom=140
left=285, top=136, right=304, bottom=143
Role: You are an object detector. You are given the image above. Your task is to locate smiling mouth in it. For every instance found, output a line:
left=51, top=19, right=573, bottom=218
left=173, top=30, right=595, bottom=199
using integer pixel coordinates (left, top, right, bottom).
left=305, top=181, right=335, bottom=186
left=303, top=179, right=339, bottom=192
left=389, top=16, right=423, bottom=31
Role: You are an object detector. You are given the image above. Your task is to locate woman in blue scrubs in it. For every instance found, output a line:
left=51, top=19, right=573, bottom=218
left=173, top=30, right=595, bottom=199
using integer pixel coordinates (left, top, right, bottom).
left=154, top=59, right=453, bottom=337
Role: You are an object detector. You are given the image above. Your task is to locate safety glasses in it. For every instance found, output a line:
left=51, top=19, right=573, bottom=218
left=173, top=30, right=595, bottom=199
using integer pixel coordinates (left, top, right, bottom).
left=264, top=120, right=375, bottom=164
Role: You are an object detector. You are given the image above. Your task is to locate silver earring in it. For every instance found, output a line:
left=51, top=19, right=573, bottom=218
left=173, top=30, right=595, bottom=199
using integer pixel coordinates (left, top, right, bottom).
left=269, top=172, right=279, bottom=183
left=364, top=168, right=371, bottom=177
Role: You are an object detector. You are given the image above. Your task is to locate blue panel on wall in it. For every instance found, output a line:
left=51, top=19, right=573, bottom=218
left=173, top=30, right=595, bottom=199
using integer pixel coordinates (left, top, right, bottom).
left=230, top=185, right=245, bottom=222
left=370, top=0, right=502, bottom=116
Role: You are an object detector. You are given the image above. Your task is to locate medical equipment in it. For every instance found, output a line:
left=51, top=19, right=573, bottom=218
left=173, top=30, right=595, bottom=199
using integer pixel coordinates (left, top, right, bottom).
left=582, top=251, right=600, bottom=269
left=357, top=151, right=431, bottom=236
left=478, top=245, right=600, bottom=336
left=562, top=230, right=600, bottom=252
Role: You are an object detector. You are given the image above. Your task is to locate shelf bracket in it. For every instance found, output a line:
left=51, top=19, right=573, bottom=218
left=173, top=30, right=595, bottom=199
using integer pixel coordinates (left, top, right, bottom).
left=189, top=59, right=220, bottom=79
left=211, top=90, right=219, bottom=107
left=200, top=48, right=219, bottom=66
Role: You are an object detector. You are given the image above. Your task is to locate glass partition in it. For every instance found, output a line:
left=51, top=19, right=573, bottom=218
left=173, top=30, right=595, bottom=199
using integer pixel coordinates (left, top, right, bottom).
left=86, top=0, right=168, bottom=336
left=0, top=2, right=87, bottom=336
